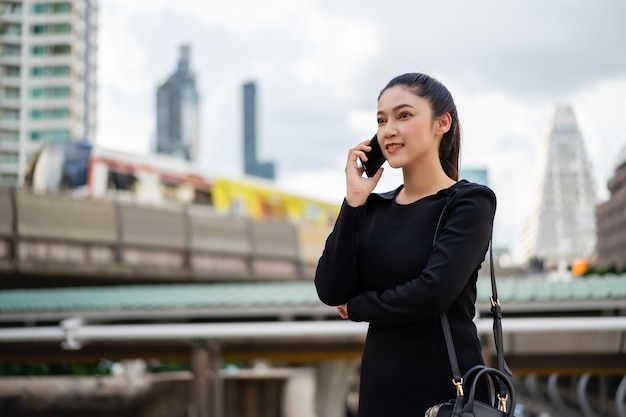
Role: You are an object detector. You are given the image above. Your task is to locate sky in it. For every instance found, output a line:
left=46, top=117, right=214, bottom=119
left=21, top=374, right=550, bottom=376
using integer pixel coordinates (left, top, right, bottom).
left=97, top=0, right=626, bottom=260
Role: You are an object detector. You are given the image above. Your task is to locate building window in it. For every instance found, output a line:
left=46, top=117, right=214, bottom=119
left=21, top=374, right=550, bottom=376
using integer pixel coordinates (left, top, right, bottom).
left=194, top=189, right=213, bottom=206
left=0, top=109, right=19, bottom=120
left=31, top=23, right=71, bottom=35
left=1, top=3, right=22, bottom=15
left=4, top=66, right=20, bottom=77
left=30, top=108, right=70, bottom=120
left=31, top=44, right=71, bottom=56
left=0, top=131, right=19, bottom=142
left=2, top=87, right=20, bottom=99
left=0, top=152, right=19, bottom=163
left=0, top=174, right=18, bottom=186
left=31, top=2, right=72, bottom=14
left=1, top=44, right=21, bottom=56
left=30, top=86, right=70, bottom=98
left=0, top=23, right=22, bottom=36
left=29, top=130, right=70, bottom=142
left=30, top=65, right=71, bottom=77
left=108, top=171, right=137, bottom=192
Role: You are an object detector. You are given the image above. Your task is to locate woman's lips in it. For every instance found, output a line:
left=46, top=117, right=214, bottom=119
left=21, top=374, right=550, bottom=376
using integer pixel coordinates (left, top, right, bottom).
left=385, top=143, right=403, bottom=153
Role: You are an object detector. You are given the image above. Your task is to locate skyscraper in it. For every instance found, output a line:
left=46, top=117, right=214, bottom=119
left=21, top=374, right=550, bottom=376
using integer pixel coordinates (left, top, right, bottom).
left=156, top=45, right=199, bottom=161
left=243, top=81, right=275, bottom=180
left=0, top=0, right=98, bottom=186
left=595, top=144, right=626, bottom=271
left=520, top=105, right=597, bottom=273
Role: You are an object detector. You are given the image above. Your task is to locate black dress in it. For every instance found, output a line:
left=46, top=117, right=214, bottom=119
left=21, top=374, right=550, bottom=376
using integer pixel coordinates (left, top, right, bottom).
left=315, top=180, right=496, bottom=417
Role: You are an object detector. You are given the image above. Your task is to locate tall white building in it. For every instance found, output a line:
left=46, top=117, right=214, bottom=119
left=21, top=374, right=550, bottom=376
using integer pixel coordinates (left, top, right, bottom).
left=520, top=105, right=597, bottom=273
left=0, top=0, right=97, bottom=186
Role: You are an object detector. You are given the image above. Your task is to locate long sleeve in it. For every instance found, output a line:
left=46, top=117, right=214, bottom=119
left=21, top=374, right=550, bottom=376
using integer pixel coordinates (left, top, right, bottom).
left=346, top=185, right=496, bottom=326
left=314, top=200, right=366, bottom=306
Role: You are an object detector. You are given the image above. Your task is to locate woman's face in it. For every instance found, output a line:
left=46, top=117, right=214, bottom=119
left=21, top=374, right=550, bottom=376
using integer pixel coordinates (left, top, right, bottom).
left=376, top=85, right=441, bottom=170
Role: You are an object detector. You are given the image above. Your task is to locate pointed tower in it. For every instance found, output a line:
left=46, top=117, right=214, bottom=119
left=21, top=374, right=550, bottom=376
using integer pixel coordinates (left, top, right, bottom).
left=156, top=45, right=200, bottom=161
left=520, top=105, right=597, bottom=274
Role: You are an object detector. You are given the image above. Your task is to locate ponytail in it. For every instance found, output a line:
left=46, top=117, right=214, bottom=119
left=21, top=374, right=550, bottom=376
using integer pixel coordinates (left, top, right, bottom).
left=439, top=115, right=460, bottom=181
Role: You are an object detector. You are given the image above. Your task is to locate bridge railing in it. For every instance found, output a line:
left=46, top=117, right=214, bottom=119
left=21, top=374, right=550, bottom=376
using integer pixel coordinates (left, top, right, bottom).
left=0, top=187, right=331, bottom=283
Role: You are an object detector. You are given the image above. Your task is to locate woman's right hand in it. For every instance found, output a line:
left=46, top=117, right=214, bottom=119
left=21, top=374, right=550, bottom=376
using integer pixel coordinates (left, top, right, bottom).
left=345, top=140, right=384, bottom=207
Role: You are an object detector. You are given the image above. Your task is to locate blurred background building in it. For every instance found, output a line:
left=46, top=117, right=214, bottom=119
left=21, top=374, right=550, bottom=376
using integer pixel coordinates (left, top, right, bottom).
left=243, top=81, right=275, bottom=180
left=460, top=167, right=488, bottom=185
left=520, top=105, right=597, bottom=274
left=0, top=0, right=98, bottom=186
left=595, top=143, right=626, bottom=271
left=155, top=44, right=199, bottom=162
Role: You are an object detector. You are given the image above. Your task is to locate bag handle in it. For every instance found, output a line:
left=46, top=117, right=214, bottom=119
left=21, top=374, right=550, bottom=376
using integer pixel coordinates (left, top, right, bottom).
left=464, top=367, right=516, bottom=416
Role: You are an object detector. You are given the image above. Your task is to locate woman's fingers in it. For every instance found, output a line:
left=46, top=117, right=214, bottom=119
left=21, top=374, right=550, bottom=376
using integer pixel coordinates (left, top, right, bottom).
left=344, top=140, right=383, bottom=207
left=336, top=304, right=349, bottom=319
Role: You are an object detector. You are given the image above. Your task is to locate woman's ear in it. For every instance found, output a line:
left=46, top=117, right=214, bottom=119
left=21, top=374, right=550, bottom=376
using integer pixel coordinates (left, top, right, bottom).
left=435, top=112, right=452, bottom=135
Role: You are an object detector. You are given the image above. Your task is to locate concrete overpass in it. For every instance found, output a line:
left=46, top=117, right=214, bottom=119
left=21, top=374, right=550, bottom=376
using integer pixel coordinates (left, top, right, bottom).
left=1, top=187, right=626, bottom=416
left=1, top=279, right=626, bottom=417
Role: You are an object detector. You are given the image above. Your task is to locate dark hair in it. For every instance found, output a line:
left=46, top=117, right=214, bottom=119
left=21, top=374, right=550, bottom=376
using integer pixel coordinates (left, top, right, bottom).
left=378, top=73, right=461, bottom=181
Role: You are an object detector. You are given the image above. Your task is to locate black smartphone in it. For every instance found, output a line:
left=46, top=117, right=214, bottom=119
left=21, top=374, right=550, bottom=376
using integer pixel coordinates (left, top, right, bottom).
left=361, top=134, right=386, bottom=177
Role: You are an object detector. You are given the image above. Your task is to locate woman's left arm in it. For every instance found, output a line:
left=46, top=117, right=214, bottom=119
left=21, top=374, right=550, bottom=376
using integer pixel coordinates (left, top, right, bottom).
left=346, top=186, right=496, bottom=326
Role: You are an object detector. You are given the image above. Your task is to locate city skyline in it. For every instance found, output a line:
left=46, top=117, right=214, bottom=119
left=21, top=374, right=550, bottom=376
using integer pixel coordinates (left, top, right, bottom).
left=95, top=0, right=626, bottom=251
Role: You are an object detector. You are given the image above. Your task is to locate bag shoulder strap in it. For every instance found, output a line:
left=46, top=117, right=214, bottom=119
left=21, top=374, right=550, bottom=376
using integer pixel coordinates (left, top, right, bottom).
left=432, top=183, right=510, bottom=392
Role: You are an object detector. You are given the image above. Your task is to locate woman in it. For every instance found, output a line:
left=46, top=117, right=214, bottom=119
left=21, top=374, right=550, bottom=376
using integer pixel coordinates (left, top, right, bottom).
left=314, top=73, right=496, bottom=416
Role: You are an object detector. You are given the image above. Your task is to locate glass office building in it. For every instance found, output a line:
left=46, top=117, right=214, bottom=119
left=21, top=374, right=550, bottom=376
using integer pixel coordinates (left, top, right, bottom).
left=155, top=45, right=199, bottom=162
left=0, top=0, right=97, bottom=186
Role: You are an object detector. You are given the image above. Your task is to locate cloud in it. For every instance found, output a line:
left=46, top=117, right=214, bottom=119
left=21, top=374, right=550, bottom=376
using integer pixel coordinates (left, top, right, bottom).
left=97, top=0, right=626, bottom=251
left=361, top=1, right=626, bottom=98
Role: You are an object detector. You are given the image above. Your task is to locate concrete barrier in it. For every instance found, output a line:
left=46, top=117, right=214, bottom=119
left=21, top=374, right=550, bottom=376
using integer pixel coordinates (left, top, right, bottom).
left=16, top=191, right=117, bottom=266
left=118, top=203, right=185, bottom=249
left=249, top=220, right=300, bottom=279
left=117, top=203, right=186, bottom=270
left=17, top=191, right=116, bottom=243
left=0, top=188, right=330, bottom=282
left=187, top=206, right=250, bottom=255
left=187, top=206, right=251, bottom=277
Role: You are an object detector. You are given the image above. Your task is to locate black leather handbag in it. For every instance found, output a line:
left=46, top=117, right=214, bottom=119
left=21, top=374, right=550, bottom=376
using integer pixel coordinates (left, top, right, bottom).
left=425, top=189, right=516, bottom=417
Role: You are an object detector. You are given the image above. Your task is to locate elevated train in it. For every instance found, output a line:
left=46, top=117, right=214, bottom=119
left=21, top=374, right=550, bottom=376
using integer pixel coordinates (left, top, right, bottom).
left=23, top=141, right=339, bottom=227
left=0, top=142, right=340, bottom=285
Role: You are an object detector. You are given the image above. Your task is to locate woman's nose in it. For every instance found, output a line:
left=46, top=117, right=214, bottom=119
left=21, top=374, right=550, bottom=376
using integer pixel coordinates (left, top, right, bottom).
left=381, top=120, right=398, bottom=138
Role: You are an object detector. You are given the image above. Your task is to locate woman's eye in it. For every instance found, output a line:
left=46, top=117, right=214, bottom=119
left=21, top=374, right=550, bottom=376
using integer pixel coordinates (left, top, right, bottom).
left=399, top=112, right=410, bottom=119
left=377, top=118, right=386, bottom=125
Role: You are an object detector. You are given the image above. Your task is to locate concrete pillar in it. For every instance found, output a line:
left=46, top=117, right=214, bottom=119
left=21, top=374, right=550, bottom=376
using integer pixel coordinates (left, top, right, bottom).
left=190, top=343, right=210, bottom=417
left=208, top=342, right=223, bottom=417
left=315, top=360, right=359, bottom=417
left=189, top=342, right=223, bottom=417
left=282, top=368, right=317, bottom=417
